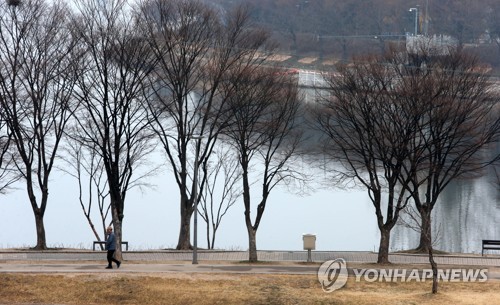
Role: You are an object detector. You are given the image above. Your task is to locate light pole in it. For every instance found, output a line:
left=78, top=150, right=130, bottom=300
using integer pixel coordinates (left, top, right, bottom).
left=409, top=7, right=418, bottom=36
left=424, top=0, right=429, bottom=36
left=191, top=135, right=204, bottom=264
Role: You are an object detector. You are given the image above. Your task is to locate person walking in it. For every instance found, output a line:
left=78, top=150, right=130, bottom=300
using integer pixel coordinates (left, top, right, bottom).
left=105, top=226, right=121, bottom=269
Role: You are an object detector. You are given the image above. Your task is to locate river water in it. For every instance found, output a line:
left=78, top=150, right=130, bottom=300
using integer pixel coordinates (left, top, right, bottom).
left=298, top=70, right=500, bottom=254
left=391, top=172, right=500, bottom=254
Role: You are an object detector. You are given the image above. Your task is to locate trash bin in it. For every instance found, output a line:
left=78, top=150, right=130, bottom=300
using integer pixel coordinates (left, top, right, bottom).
left=303, top=234, right=316, bottom=250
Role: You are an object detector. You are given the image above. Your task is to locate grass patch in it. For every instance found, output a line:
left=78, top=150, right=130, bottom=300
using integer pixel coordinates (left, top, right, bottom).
left=0, top=272, right=498, bottom=305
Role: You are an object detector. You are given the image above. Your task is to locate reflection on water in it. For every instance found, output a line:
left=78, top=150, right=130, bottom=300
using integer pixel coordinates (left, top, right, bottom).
left=391, top=173, right=500, bottom=254
left=299, top=70, right=500, bottom=254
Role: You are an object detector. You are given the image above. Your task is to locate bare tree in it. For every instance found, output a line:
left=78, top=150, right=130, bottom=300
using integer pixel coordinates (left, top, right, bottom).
left=397, top=48, right=500, bottom=258
left=398, top=203, right=442, bottom=294
left=60, top=137, right=111, bottom=248
left=70, top=0, right=157, bottom=259
left=314, top=42, right=500, bottom=269
left=138, top=0, right=275, bottom=250
left=321, top=45, right=499, bottom=291
left=397, top=205, right=444, bottom=251
left=312, top=50, right=417, bottom=264
left=0, top=0, right=79, bottom=249
left=220, top=66, right=304, bottom=262
left=198, top=146, right=242, bottom=249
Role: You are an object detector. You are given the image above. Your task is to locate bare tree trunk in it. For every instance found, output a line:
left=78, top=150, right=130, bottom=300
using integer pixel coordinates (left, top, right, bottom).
left=242, top=156, right=257, bottom=262
left=377, top=227, right=390, bottom=264
left=416, top=206, right=432, bottom=253
left=111, top=205, right=123, bottom=261
left=30, top=187, right=48, bottom=250
left=88, top=220, right=104, bottom=251
left=211, top=220, right=221, bottom=250
left=34, top=210, right=47, bottom=250
left=114, top=222, right=122, bottom=261
left=428, top=244, right=439, bottom=293
left=206, top=219, right=211, bottom=250
left=210, top=231, right=216, bottom=250
left=247, top=227, right=258, bottom=263
left=176, top=203, right=193, bottom=250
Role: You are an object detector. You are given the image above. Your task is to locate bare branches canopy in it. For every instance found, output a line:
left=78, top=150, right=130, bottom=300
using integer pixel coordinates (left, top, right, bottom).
left=0, top=0, right=79, bottom=249
left=312, top=45, right=500, bottom=265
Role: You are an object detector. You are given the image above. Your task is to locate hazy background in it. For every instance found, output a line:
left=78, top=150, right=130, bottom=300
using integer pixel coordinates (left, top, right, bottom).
left=0, top=168, right=378, bottom=251
left=0, top=69, right=498, bottom=253
left=1, top=165, right=498, bottom=253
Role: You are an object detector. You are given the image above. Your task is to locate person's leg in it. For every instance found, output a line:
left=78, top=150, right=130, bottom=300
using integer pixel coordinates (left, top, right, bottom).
left=106, top=250, right=115, bottom=268
left=107, top=250, right=120, bottom=268
left=113, top=256, right=121, bottom=268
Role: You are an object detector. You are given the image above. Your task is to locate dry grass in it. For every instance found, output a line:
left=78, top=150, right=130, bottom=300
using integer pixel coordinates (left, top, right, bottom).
left=0, top=272, right=498, bottom=305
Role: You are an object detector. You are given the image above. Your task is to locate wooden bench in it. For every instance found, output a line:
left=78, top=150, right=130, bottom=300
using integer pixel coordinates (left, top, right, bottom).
left=482, top=240, right=500, bottom=256
left=93, top=241, right=129, bottom=251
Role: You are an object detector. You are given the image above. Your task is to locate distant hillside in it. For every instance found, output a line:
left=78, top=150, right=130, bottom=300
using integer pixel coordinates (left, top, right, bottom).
left=212, top=0, right=500, bottom=72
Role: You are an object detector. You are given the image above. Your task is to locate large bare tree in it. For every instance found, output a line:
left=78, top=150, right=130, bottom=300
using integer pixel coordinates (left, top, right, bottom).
left=396, top=48, right=500, bottom=256
left=0, top=0, right=78, bottom=249
left=314, top=44, right=499, bottom=290
left=394, top=48, right=499, bottom=292
left=312, top=49, right=423, bottom=264
left=70, top=0, right=157, bottom=259
left=220, top=66, right=304, bottom=262
left=138, top=0, right=275, bottom=250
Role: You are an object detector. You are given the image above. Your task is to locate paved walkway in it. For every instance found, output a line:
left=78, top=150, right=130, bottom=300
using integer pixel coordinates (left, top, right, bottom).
left=0, top=262, right=323, bottom=275
left=0, top=250, right=498, bottom=278
left=0, top=249, right=499, bottom=266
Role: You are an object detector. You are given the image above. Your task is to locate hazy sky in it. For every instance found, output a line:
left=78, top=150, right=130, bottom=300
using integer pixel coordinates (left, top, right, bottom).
left=0, top=166, right=380, bottom=251
left=2, top=162, right=498, bottom=254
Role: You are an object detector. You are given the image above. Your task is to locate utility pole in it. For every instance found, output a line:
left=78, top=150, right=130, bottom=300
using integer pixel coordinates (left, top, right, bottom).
left=424, top=0, right=429, bottom=35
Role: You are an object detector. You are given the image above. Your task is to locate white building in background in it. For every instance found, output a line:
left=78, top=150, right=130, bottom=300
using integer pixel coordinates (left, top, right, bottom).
left=406, top=34, right=458, bottom=56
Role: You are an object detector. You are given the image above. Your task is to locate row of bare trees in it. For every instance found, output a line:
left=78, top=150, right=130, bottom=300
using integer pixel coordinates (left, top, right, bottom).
left=0, top=0, right=498, bottom=277
left=0, top=0, right=304, bottom=262
left=137, top=0, right=305, bottom=262
left=312, top=43, right=500, bottom=293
